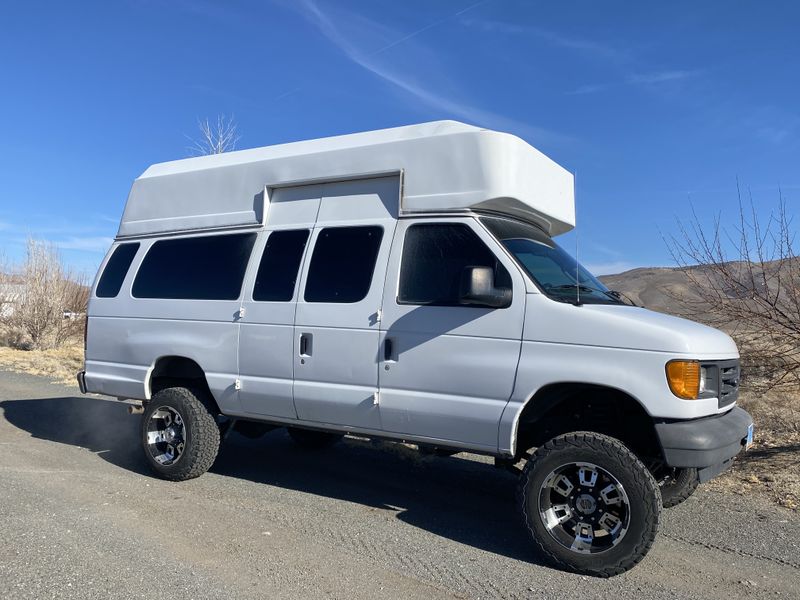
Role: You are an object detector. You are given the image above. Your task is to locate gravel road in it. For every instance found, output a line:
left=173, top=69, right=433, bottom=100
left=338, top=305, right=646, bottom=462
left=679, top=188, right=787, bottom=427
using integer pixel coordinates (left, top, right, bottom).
left=1, top=368, right=798, bottom=599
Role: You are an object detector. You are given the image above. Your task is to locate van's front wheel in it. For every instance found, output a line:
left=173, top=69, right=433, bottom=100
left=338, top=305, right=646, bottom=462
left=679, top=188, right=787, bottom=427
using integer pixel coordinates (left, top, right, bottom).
left=141, top=387, right=220, bottom=481
left=517, top=432, right=661, bottom=577
left=657, top=467, right=699, bottom=508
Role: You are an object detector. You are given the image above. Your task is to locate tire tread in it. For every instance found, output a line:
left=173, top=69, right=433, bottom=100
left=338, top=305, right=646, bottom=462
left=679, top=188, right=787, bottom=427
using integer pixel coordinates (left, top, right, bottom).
left=661, top=467, right=699, bottom=508
left=143, top=386, right=220, bottom=481
left=517, top=431, right=661, bottom=577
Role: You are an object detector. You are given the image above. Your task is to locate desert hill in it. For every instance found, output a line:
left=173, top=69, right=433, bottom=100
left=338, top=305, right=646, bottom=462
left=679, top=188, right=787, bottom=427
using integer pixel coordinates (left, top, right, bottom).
left=598, top=267, right=698, bottom=315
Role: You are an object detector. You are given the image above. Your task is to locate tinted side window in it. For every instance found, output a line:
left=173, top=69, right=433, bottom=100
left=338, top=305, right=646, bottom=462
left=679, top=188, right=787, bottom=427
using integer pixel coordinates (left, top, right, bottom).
left=96, top=243, right=140, bottom=298
left=253, top=229, right=309, bottom=302
left=399, top=223, right=510, bottom=306
left=132, top=233, right=256, bottom=300
left=304, top=226, right=383, bottom=303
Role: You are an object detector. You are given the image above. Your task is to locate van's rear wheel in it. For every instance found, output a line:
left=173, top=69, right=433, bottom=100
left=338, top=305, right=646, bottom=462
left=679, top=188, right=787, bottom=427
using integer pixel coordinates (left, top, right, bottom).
left=287, top=427, right=343, bottom=449
left=141, top=387, right=220, bottom=481
left=517, top=432, right=661, bottom=577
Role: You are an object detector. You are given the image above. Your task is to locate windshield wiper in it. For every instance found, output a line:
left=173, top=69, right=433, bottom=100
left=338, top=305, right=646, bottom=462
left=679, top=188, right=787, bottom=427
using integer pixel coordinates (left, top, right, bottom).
left=605, top=289, right=639, bottom=306
left=548, top=284, right=600, bottom=294
left=547, top=284, right=632, bottom=306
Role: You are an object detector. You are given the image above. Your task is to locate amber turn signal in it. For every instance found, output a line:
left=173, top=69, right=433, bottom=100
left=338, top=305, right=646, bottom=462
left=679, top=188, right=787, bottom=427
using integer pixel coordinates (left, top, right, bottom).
left=666, top=360, right=701, bottom=399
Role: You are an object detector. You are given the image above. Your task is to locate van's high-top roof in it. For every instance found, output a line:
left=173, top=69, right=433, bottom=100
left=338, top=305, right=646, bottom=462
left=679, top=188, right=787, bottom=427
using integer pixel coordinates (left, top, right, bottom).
left=118, top=120, right=575, bottom=239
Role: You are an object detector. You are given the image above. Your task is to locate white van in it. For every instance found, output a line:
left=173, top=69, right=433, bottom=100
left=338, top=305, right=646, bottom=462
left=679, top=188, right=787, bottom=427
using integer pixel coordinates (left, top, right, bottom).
left=79, top=121, right=753, bottom=576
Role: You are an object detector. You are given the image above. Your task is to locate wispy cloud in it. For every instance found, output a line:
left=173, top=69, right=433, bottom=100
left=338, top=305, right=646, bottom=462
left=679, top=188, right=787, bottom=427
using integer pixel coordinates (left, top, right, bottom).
left=93, top=214, right=123, bottom=225
left=290, top=0, right=572, bottom=146
left=565, top=70, right=701, bottom=95
left=459, top=17, right=702, bottom=98
left=0, top=214, right=116, bottom=261
left=459, top=18, right=627, bottom=62
left=1, top=235, right=113, bottom=254
left=745, top=106, right=800, bottom=145
left=56, top=236, right=114, bottom=253
left=566, top=83, right=613, bottom=96
left=628, top=70, right=700, bottom=85
left=756, top=126, right=793, bottom=144
left=584, top=260, right=647, bottom=276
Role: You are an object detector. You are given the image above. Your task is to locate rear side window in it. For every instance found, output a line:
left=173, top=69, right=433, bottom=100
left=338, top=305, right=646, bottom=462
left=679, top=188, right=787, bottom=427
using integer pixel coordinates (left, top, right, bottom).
left=253, top=229, right=309, bottom=302
left=399, top=223, right=510, bottom=306
left=133, top=233, right=256, bottom=300
left=96, top=243, right=139, bottom=298
left=304, top=226, right=383, bottom=303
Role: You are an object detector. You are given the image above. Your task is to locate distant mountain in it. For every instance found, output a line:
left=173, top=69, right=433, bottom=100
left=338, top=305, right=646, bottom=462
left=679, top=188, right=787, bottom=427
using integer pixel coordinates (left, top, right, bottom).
left=598, top=267, right=700, bottom=316
left=599, top=258, right=796, bottom=322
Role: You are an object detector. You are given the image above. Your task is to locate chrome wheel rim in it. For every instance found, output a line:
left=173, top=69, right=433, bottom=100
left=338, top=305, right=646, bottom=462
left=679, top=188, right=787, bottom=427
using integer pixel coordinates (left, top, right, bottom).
left=146, top=406, right=186, bottom=466
left=538, top=461, right=630, bottom=554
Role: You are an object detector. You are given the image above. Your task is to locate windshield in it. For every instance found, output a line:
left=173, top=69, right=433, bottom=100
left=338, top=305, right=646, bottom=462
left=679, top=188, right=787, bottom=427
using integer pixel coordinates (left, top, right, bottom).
left=481, top=217, right=622, bottom=305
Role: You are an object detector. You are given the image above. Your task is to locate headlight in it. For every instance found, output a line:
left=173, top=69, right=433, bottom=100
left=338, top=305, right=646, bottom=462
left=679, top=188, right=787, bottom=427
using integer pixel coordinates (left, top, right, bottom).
left=666, top=360, right=701, bottom=399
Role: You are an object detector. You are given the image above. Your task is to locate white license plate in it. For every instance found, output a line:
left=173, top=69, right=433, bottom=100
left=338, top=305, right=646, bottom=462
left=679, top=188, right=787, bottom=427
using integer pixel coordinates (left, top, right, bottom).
left=745, top=423, right=754, bottom=450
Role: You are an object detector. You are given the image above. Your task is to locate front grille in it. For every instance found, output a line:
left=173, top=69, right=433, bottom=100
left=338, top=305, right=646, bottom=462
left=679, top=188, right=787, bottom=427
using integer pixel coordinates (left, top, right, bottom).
left=715, top=359, right=740, bottom=408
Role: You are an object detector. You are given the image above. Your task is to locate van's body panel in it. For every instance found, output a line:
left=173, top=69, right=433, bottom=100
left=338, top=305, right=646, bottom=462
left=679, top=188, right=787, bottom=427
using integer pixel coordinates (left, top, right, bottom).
left=85, top=231, right=246, bottom=414
left=83, top=120, right=750, bottom=480
left=494, top=293, right=740, bottom=454
left=524, top=298, right=739, bottom=356
left=237, top=183, right=321, bottom=418
left=377, top=216, right=526, bottom=448
left=290, top=176, right=399, bottom=430
left=119, top=121, right=575, bottom=239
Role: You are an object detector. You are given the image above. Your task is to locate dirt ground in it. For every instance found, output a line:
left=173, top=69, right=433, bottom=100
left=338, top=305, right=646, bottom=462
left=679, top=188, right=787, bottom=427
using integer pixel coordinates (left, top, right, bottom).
left=0, top=342, right=797, bottom=511
left=707, top=391, right=800, bottom=510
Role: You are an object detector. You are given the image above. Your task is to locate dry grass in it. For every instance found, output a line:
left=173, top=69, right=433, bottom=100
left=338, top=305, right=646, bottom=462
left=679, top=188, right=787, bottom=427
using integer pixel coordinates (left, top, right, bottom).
left=0, top=343, right=83, bottom=385
left=707, top=390, right=800, bottom=510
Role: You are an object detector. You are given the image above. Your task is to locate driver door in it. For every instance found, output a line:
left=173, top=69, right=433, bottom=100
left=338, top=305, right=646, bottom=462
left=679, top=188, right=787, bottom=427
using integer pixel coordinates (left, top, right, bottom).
left=377, top=217, right=527, bottom=452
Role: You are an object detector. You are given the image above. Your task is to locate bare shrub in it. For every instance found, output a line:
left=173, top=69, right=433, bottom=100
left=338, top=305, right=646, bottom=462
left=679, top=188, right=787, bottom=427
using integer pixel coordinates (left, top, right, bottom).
left=187, top=114, right=240, bottom=156
left=0, top=239, right=88, bottom=350
left=667, top=188, right=800, bottom=392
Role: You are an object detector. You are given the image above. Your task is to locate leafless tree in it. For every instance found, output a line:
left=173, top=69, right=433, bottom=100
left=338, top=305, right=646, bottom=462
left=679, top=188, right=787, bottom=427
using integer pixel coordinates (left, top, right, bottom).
left=0, top=239, right=88, bottom=350
left=187, top=114, right=241, bottom=156
left=666, top=187, right=800, bottom=392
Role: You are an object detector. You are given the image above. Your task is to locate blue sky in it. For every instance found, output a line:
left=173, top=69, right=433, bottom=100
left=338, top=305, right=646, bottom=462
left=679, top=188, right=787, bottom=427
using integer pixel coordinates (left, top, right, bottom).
left=1, top=0, right=797, bottom=276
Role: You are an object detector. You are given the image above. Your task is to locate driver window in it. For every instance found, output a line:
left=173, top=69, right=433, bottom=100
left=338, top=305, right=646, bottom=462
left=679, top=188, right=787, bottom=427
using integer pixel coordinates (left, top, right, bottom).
left=398, top=223, right=511, bottom=306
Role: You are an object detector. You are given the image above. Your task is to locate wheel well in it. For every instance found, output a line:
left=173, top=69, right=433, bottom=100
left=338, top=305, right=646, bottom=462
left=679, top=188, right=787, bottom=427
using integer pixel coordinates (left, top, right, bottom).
left=514, top=383, right=662, bottom=463
left=148, top=356, right=220, bottom=414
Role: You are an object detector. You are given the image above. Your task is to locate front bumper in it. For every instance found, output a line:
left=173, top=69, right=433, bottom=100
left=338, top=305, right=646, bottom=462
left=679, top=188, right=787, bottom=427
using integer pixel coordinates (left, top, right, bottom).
left=655, top=406, right=752, bottom=481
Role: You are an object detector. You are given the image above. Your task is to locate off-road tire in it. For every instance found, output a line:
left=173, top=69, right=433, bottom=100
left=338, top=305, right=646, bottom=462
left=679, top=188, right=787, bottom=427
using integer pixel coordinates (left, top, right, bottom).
left=659, top=467, right=699, bottom=508
left=287, top=427, right=343, bottom=449
left=141, top=387, right=220, bottom=481
left=517, top=432, right=662, bottom=577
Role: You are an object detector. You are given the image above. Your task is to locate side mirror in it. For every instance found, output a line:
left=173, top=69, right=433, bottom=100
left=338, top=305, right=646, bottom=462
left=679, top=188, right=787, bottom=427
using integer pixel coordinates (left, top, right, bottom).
left=459, top=266, right=512, bottom=308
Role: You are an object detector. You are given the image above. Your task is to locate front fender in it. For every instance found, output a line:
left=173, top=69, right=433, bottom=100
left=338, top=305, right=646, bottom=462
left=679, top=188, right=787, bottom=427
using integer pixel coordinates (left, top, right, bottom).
left=497, top=340, right=729, bottom=455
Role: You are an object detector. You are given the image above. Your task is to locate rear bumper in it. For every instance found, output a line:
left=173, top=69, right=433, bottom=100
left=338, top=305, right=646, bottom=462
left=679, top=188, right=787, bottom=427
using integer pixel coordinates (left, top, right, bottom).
left=76, top=370, right=87, bottom=394
left=655, top=406, right=752, bottom=474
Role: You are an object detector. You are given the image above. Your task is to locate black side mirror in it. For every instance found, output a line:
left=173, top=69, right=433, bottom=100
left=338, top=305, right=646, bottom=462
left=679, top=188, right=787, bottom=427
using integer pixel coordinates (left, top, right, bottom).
left=459, top=266, right=512, bottom=308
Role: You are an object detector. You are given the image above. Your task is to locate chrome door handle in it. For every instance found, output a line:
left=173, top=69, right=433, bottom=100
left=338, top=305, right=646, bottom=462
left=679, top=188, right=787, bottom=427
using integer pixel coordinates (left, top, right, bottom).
left=299, top=333, right=312, bottom=356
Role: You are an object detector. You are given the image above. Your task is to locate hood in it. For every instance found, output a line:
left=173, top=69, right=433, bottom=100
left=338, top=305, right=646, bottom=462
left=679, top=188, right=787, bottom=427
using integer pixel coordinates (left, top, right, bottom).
left=525, top=296, right=738, bottom=356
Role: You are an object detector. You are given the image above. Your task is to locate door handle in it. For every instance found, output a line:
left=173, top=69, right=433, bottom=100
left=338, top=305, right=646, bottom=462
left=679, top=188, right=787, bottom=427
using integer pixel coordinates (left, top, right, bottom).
left=299, top=333, right=312, bottom=357
left=384, top=338, right=394, bottom=362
